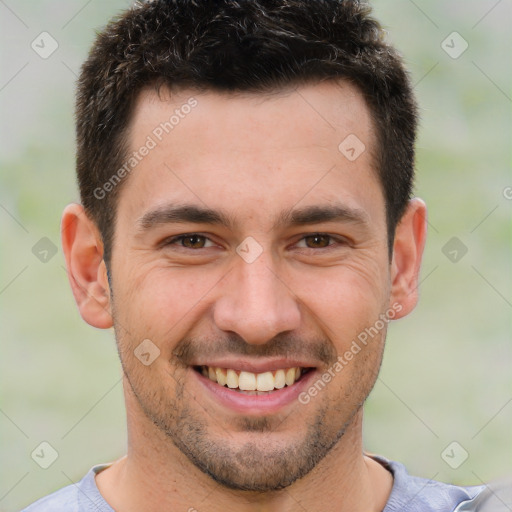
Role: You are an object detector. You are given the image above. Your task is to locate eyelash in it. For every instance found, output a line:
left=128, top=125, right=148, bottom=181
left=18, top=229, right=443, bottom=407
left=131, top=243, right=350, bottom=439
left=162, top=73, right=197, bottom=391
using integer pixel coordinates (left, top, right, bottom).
left=162, top=233, right=348, bottom=251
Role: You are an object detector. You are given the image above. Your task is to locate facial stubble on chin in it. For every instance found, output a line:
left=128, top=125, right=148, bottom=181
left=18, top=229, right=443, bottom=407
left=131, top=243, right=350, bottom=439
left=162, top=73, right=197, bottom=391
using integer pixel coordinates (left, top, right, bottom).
left=110, top=289, right=385, bottom=492
left=118, top=348, right=381, bottom=492
left=125, top=368, right=359, bottom=492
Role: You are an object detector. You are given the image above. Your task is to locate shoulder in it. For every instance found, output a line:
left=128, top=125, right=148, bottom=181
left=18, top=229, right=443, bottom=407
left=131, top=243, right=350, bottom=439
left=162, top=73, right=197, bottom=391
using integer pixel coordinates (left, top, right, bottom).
left=20, top=464, right=113, bottom=512
left=21, top=483, right=81, bottom=512
left=374, top=456, right=485, bottom=512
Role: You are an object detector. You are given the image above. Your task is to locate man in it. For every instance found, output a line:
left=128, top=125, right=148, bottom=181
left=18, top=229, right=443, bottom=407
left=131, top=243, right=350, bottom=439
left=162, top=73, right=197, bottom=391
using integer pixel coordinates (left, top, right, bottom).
left=24, top=0, right=486, bottom=510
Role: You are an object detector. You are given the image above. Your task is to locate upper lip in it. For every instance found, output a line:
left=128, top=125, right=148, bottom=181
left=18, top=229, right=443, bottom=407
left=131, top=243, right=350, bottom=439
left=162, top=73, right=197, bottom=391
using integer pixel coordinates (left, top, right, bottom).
left=192, top=358, right=317, bottom=373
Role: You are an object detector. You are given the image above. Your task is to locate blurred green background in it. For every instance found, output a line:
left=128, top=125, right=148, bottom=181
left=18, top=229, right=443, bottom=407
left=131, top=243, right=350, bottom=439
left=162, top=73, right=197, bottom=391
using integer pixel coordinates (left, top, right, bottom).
left=1, top=1, right=510, bottom=510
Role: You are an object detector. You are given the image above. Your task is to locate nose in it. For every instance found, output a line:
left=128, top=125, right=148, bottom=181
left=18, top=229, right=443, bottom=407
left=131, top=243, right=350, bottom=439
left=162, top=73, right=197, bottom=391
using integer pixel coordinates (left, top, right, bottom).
left=213, top=251, right=301, bottom=345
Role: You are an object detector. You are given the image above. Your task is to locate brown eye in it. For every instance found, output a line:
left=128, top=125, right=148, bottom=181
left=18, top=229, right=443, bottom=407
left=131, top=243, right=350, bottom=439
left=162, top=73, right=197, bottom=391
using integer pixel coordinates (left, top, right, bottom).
left=181, top=235, right=207, bottom=248
left=303, top=234, right=332, bottom=248
left=163, top=234, right=214, bottom=249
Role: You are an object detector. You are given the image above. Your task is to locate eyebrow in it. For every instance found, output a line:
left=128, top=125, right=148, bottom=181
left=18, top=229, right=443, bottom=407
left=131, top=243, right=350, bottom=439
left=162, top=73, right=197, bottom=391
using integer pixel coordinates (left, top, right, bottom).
left=136, top=203, right=370, bottom=232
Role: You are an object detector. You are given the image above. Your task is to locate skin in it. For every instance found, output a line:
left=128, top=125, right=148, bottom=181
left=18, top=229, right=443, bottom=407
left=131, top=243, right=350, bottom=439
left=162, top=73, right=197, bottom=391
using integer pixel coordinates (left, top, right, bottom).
left=62, top=80, right=427, bottom=512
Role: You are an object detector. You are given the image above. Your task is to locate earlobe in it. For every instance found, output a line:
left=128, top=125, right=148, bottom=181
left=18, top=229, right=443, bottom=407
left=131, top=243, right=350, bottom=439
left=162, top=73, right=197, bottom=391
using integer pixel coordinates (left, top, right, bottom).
left=389, top=198, right=427, bottom=319
left=61, top=203, right=113, bottom=329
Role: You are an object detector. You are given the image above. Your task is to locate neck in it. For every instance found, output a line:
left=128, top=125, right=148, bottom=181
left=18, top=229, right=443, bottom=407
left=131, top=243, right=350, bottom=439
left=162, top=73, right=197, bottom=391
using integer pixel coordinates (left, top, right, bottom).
left=96, top=378, right=393, bottom=512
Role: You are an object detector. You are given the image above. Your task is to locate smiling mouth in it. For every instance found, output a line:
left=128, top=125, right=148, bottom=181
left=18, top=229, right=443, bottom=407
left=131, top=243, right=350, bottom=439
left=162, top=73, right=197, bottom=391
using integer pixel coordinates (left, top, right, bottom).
left=193, top=366, right=314, bottom=395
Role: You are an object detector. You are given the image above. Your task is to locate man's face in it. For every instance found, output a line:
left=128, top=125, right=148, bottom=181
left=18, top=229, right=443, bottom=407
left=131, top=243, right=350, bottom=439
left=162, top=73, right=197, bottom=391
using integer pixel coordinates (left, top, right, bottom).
left=110, top=81, right=393, bottom=491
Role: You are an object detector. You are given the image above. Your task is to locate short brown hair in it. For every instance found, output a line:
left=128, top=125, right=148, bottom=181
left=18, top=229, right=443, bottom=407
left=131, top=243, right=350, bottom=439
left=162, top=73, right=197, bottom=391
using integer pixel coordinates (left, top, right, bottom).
left=76, top=0, right=418, bottom=265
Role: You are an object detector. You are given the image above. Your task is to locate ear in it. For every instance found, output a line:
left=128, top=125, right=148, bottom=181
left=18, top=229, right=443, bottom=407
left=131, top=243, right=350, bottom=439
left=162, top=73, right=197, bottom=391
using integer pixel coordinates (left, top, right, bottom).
left=61, top=203, right=113, bottom=329
left=389, top=198, right=427, bottom=319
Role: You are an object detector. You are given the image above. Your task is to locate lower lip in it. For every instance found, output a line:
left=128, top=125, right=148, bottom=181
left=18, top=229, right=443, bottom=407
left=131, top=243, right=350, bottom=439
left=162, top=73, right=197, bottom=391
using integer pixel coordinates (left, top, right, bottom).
left=193, top=369, right=318, bottom=415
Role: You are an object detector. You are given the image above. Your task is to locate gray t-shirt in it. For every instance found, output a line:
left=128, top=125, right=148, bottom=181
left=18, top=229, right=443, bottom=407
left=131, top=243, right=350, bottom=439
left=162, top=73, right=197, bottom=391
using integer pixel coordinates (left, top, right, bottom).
left=21, top=456, right=484, bottom=511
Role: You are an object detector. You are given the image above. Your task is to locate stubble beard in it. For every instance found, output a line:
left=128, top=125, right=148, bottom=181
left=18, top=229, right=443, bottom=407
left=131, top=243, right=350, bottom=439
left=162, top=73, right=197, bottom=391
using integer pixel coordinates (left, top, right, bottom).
left=111, top=296, right=386, bottom=492
left=118, top=346, right=382, bottom=492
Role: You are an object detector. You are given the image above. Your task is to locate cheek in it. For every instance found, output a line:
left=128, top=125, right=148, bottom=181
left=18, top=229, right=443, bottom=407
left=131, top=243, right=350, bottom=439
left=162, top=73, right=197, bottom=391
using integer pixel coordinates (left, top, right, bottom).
left=293, top=258, right=389, bottom=338
left=113, top=264, right=224, bottom=343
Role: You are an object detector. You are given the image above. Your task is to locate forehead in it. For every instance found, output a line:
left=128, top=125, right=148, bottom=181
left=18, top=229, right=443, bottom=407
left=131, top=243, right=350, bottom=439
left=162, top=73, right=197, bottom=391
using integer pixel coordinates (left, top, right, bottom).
left=131, top=80, right=375, bottom=155
left=118, top=80, right=384, bottom=232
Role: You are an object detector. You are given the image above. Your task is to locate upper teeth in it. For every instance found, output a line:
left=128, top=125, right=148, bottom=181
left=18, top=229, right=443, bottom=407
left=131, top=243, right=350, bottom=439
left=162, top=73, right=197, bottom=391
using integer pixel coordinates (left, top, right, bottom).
left=201, top=366, right=303, bottom=392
